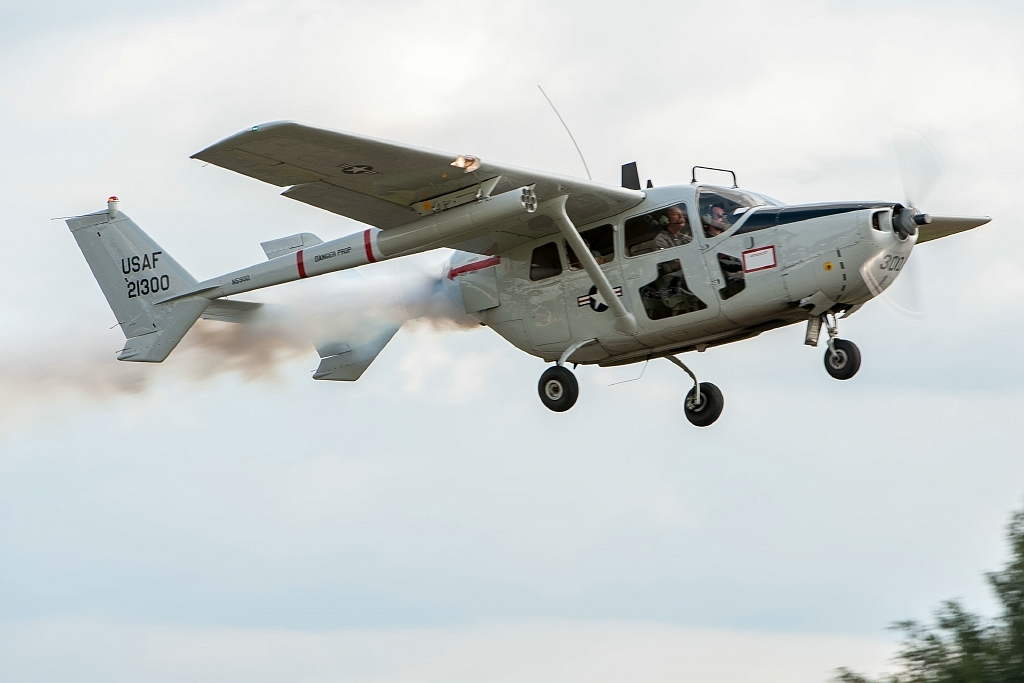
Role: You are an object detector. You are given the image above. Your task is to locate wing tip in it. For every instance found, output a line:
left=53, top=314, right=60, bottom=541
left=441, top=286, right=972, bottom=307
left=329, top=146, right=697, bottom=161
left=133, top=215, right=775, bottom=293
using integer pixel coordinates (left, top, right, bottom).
left=191, top=120, right=299, bottom=158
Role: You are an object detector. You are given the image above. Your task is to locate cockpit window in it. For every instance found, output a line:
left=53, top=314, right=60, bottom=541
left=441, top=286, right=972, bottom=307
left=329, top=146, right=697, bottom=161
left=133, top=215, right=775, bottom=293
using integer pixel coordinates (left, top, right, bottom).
left=698, top=187, right=769, bottom=239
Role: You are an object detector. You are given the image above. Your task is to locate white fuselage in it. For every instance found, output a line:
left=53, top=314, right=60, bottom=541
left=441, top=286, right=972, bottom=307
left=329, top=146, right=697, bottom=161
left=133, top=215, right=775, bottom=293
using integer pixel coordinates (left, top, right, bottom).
left=443, top=184, right=915, bottom=366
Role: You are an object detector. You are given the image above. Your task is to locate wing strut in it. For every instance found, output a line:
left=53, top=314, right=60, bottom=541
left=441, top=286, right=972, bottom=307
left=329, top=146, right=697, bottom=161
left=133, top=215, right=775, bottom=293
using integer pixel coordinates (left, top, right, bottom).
left=548, top=195, right=638, bottom=335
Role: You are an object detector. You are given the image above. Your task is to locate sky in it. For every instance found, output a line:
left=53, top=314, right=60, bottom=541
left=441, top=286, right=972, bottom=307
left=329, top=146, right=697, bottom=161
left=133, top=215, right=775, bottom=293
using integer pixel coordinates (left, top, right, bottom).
left=1, top=1, right=1023, bottom=681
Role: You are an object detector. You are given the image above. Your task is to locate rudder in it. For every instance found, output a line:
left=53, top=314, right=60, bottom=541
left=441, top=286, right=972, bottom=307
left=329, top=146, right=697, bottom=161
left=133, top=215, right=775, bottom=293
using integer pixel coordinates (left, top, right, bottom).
left=67, top=199, right=208, bottom=362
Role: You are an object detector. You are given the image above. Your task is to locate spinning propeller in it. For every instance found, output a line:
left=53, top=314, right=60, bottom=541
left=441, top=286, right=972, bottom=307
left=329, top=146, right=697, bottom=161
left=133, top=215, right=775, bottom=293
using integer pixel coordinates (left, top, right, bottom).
left=879, top=130, right=945, bottom=319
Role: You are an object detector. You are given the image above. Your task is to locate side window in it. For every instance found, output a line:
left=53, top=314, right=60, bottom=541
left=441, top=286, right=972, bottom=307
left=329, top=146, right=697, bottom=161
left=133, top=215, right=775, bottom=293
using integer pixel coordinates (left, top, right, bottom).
left=529, top=241, right=562, bottom=281
left=565, top=224, right=615, bottom=270
left=638, top=259, right=708, bottom=320
left=716, top=253, right=745, bottom=299
left=624, top=203, right=692, bottom=257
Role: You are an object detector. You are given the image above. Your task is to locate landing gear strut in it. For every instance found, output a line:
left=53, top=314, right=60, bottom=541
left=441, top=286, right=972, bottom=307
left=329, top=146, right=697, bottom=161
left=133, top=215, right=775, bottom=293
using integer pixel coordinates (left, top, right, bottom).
left=667, top=355, right=724, bottom=427
left=817, top=312, right=861, bottom=380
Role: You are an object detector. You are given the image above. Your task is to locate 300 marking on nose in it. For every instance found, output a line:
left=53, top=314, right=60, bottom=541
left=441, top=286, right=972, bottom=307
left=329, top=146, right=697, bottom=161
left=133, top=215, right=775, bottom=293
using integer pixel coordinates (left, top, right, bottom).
left=880, top=255, right=906, bottom=272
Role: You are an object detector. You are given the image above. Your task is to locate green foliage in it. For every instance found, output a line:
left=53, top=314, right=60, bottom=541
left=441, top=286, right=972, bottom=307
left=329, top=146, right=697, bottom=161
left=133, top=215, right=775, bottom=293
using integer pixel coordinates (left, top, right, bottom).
left=835, top=508, right=1024, bottom=683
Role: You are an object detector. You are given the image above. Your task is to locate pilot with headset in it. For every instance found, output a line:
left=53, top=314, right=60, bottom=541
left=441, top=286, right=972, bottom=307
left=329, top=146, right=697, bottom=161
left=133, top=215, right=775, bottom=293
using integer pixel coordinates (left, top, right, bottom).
left=703, top=203, right=731, bottom=237
left=653, top=205, right=693, bottom=250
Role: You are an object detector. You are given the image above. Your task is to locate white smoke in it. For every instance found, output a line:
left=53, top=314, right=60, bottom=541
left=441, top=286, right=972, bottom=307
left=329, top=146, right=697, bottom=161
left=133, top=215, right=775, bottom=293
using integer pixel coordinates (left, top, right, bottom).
left=179, top=263, right=476, bottom=377
left=0, top=262, right=476, bottom=427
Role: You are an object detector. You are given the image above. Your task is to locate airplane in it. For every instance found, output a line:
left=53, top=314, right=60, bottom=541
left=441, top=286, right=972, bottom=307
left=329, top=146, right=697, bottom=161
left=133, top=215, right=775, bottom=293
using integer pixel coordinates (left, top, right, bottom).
left=67, top=122, right=990, bottom=426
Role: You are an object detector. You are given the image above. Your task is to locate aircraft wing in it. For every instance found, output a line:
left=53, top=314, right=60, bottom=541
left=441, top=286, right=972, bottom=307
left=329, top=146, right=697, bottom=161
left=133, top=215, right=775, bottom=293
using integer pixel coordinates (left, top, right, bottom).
left=917, top=215, right=992, bottom=244
left=192, top=122, right=644, bottom=253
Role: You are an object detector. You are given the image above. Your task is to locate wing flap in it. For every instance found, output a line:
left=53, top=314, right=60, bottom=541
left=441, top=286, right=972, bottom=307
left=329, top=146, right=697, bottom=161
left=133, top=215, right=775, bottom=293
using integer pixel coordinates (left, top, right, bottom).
left=283, top=181, right=418, bottom=229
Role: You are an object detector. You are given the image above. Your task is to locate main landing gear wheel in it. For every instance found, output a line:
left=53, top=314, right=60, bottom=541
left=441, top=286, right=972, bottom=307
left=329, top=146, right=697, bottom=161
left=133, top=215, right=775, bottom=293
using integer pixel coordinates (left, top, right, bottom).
left=683, top=382, right=724, bottom=427
left=666, top=356, right=724, bottom=427
left=824, top=339, right=861, bottom=380
left=538, top=366, right=579, bottom=412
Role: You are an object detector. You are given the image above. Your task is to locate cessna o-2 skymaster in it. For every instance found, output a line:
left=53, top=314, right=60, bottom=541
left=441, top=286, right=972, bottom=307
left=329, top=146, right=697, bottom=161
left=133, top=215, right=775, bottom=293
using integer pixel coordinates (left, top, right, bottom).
left=68, top=122, right=990, bottom=426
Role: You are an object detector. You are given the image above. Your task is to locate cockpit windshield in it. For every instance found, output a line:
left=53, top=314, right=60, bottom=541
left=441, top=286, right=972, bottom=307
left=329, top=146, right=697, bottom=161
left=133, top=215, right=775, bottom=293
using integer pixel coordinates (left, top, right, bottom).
left=697, top=187, right=774, bottom=238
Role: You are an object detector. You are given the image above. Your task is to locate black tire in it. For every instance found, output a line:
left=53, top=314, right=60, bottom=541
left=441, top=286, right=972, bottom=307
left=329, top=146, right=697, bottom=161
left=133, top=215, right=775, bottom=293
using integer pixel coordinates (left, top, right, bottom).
left=538, top=366, right=579, bottom=412
left=684, top=382, right=724, bottom=427
left=824, top=338, right=861, bottom=380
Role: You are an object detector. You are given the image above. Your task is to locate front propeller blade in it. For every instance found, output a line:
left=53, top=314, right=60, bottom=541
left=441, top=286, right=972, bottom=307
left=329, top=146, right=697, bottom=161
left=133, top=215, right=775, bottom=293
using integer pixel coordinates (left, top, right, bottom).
left=916, top=215, right=992, bottom=243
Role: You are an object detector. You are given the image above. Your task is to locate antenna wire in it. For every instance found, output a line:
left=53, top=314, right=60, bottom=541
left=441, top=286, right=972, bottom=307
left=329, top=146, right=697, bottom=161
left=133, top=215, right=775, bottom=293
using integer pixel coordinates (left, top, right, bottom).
left=537, top=85, right=593, bottom=181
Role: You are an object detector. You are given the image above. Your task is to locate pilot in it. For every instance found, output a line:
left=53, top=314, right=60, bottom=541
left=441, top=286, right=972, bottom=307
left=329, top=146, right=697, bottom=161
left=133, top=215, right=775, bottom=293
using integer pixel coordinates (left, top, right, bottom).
left=703, top=203, right=730, bottom=237
left=653, top=205, right=692, bottom=250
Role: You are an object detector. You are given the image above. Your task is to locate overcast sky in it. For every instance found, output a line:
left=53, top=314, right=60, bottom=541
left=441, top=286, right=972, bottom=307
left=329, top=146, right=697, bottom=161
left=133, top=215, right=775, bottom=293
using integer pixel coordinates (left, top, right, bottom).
left=1, top=1, right=1023, bottom=681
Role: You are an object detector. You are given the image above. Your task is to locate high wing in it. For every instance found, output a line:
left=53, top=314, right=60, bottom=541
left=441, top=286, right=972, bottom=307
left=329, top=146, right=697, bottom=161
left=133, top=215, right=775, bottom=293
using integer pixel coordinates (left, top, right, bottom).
left=192, top=121, right=645, bottom=254
left=917, top=215, right=992, bottom=244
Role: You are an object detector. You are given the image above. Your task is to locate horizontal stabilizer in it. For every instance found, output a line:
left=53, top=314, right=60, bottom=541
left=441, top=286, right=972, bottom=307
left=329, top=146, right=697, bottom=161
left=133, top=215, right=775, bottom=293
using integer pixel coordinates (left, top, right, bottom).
left=260, top=232, right=323, bottom=259
left=918, top=215, right=991, bottom=244
left=117, top=298, right=209, bottom=361
left=201, top=299, right=264, bottom=324
left=313, top=323, right=401, bottom=382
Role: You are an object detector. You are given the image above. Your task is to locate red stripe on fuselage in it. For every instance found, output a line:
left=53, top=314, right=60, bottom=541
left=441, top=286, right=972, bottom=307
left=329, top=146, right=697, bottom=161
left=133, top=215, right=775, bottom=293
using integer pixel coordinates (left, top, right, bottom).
left=363, top=230, right=376, bottom=263
left=447, top=257, right=501, bottom=280
left=296, top=249, right=307, bottom=278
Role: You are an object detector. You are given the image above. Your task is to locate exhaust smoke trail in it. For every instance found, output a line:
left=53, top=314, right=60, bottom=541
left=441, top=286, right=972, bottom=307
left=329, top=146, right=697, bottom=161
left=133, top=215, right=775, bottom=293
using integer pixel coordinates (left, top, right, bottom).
left=0, top=263, right=474, bottom=427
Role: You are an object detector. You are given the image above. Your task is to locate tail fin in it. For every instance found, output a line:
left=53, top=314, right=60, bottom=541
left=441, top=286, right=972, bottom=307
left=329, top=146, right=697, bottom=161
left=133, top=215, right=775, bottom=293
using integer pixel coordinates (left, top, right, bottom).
left=67, top=200, right=208, bottom=362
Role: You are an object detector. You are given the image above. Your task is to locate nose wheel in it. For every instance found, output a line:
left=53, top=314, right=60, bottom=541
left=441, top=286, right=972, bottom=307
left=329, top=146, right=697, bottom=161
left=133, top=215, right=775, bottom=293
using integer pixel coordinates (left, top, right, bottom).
left=824, top=338, right=861, bottom=380
left=812, top=313, right=861, bottom=380
left=538, top=366, right=579, bottom=412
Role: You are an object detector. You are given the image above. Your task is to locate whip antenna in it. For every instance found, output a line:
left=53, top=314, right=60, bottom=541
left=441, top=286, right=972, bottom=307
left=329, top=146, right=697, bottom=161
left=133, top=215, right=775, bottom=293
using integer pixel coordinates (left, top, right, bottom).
left=537, top=85, right=592, bottom=181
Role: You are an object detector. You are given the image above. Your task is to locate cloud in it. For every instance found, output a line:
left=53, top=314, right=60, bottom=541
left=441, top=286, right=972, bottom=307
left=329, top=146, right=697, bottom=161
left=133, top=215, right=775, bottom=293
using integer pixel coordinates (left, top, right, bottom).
left=0, top=618, right=895, bottom=683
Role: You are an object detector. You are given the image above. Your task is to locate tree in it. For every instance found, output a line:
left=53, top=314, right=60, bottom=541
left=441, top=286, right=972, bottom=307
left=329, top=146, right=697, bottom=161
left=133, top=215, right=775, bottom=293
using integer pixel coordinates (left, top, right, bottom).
left=835, top=506, right=1024, bottom=683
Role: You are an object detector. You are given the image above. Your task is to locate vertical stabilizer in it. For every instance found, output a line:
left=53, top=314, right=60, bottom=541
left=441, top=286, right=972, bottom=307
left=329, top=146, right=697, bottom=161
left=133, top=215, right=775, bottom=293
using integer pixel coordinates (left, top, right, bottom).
left=67, top=201, right=208, bottom=362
